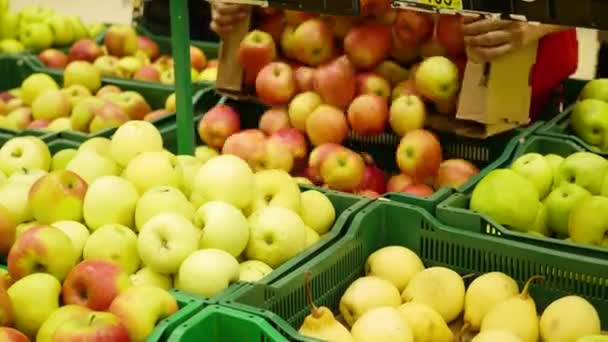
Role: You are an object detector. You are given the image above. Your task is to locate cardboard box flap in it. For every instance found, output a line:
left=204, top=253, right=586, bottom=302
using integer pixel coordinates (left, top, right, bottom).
left=426, top=113, right=519, bottom=139
left=216, top=7, right=252, bottom=93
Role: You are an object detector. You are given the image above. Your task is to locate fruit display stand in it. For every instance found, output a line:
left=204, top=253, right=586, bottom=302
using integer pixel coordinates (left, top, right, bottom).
left=216, top=200, right=608, bottom=341
left=436, top=134, right=608, bottom=260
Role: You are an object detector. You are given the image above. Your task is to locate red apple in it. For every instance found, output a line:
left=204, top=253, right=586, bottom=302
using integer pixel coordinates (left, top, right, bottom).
left=356, top=72, right=391, bottom=100
left=306, top=104, right=348, bottom=146
left=68, top=39, right=103, bottom=63
left=0, top=92, right=14, bottom=103
left=38, top=49, right=69, bottom=69
left=323, top=15, right=357, bottom=39
left=222, top=129, right=267, bottom=163
left=259, top=107, right=290, bottom=135
left=190, top=46, right=207, bottom=71
left=451, top=55, right=467, bottom=81
left=258, top=13, right=286, bottom=44
left=308, top=143, right=344, bottom=184
left=62, top=260, right=131, bottom=311
left=403, top=184, right=434, bottom=197
left=89, top=102, right=130, bottom=133
left=133, top=65, right=161, bottom=82
left=292, top=19, right=334, bottom=67
left=360, top=0, right=391, bottom=17
left=344, top=24, right=391, bottom=69
left=358, top=153, right=387, bottom=194
left=255, top=62, right=296, bottom=106
left=392, top=79, right=421, bottom=101
left=143, top=109, right=171, bottom=122
left=357, top=190, right=381, bottom=198
left=320, top=148, right=365, bottom=192
left=257, top=6, right=281, bottom=17
left=0, top=272, right=12, bottom=292
left=0, top=327, right=29, bottom=342
left=27, top=119, right=51, bottom=129
left=104, top=25, right=138, bottom=57
left=390, top=28, right=420, bottom=64
left=52, top=311, right=130, bottom=342
left=393, top=9, right=434, bottom=46
left=198, top=103, right=241, bottom=149
left=396, top=129, right=443, bottom=183
left=347, top=94, right=388, bottom=136
left=374, top=8, right=397, bottom=25
left=420, top=35, right=448, bottom=58
left=0, top=204, right=17, bottom=259
left=437, top=14, right=465, bottom=57
left=137, top=35, right=160, bottom=60
left=386, top=174, right=415, bottom=192
left=280, top=25, right=297, bottom=59
left=108, top=91, right=152, bottom=120
left=284, top=10, right=317, bottom=25
left=239, top=30, right=277, bottom=86
left=294, top=66, right=315, bottom=92
left=313, top=55, right=356, bottom=109
left=434, top=158, right=479, bottom=190
left=0, top=288, right=13, bottom=327
left=96, top=85, right=122, bottom=99
left=207, top=59, right=218, bottom=68
left=269, top=127, right=308, bottom=166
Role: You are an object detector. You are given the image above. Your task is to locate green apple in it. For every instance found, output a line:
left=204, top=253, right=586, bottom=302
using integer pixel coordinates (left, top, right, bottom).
left=134, top=185, right=195, bottom=232
left=117, top=56, right=144, bottom=78
left=528, top=202, right=550, bottom=236
left=470, top=169, right=541, bottom=232
left=51, top=148, right=78, bottom=171
left=299, top=190, right=336, bottom=235
left=577, top=335, right=608, bottom=342
left=83, top=223, right=140, bottom=274
left=0, top=136, right=51, bottom=176
left=176, top=155, right=202, bottom=198
left=569, top=196, right=608, bottom=247
left=0, top=13, right=20, bottom=40
left=107, top=91, right=151, bottom=121
left=245, top=206, right=307, bottom=268
left=47, top=119, right=72, bottom=133
left=28, top=170, right=88, bottom=224
left=7, top=168, right=47, bottom=187
left=570, top=99, right=608, bottom=149
left=191, top=154, right=255, bottom=209
left=45, top=15, right=75, bottom=46
left=137, top=212, right=200, bottom=274
left=194, top=145, right=219, bottom=164
left=61, top=84, right=92, bottom=108
left=544, top=154, right=564, bottom=178
left=19, top=22, right=53, bottom=50
left=0, top=39, right=25, bottom=53
left=248, top=169, right=301, bottom=215
left=64, top=61, right=102, bottom=93
left=86, top=23, right=106, bottom=39
left=51, top=220, right=90, bottom=261
left=0, top=170, right=5, bottom=186
left=175, top=249, right=239, bottom=297
left=0, top=182, right=32, bottom=224
left=511, top=153, right=554, bottom=199
left=579, top=79, right=608, bottom=102
left=19, top=5, right=54, bottom=24
left=88, top=101, right=130, bottom=134
left=130, top=267, right=172, bottom=290
left=554, top=152, right=608, bottom=195
left=110, top=120, right=164, bottom=168
left=70, top=97, right=104, bottom=133
left=65, top=150, right=121, bottom=184
left=108, top=285, right=179, bottom=342
left=36, top=304, right=91, bottom=342
left=544, top=184, right=591, bottom=237
left=93, top=55, right=123, bottom=78
left=7, top=273, right=61, bottom=339
left=195, top=201, right=250, bottom=257
left=123, top=151, right=183, bottom=194
left=31, top=89, right=71, bottom=121
left=20, top=73, right=59, bottom=106
left=67, top=16, right=88, bottom=41
left=197, top=67, right=217, bottom=82
left=78, top=137, right=112, bottom=155
left=51, top=310, right=130, bottom=341
left=238, top=260, right=273, bottom=282
left=414, top=56, right=460, bottom=102
left=83, top=176, right=139, bottom=230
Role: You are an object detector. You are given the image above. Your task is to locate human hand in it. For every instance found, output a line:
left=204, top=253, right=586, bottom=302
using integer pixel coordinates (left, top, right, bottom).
left=210, top=1, right=250, bottom=38
left=462, top=17, right=534, bottom=62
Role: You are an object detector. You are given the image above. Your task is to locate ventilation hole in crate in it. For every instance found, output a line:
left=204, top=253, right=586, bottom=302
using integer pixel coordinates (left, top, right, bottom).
left=421, top=220, right=434, bottom=232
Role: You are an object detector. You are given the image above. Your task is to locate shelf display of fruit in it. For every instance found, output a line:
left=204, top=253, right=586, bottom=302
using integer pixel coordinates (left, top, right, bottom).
left=0, top=3, right=106, bottom=55
left=217, top=200, right=608, bottom=341
left=34, top=23, right=219, bottom=89
left=437, top=134, right=608, bottom=259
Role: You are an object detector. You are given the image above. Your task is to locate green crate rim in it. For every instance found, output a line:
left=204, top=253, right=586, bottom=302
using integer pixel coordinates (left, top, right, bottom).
left=146, top=289, right=208, bottom=342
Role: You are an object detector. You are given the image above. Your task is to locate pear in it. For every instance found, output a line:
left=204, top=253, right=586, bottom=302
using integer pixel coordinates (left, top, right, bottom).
left=401, top=266, right=465, bottom=323
left=364, top=246, right=425, bottom=292
left=350, top=307, right=414, bottom=342
left=472, top=330, right=523, bottom=342
left=397, top=302, right=453, bottom=342
left=339, top=276, right=401, bottom=327
left=463, top=272, right=519, bottom=331
left=298, top=272, right=353, bottom=342
left=480, top=275, right=543, bottom=342
left=539, top=295, right=601, bottom=342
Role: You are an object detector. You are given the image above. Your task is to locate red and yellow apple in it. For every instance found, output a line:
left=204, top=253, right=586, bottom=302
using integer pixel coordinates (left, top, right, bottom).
left=38, top=49, right=68, bottom=69
left=259, top=107, right=290, bottom=135
left=28, top=170, right=88, bottom=224
left=347, top=94, right=388, bottom=136
left=306, top=104, right=349, bottom=146
left=396, top=129, right=443, bottom=183
left=68, top=39, right=103, bottom=63
left=198, top=104, right=241, bottom=149
left=255, top=62, right=296, bottom=106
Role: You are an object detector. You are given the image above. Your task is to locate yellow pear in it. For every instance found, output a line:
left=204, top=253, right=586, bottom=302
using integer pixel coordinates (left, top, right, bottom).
left=364, top=246, right=425, bottom=292
left=401, top=266, right=465, bottom=323
left=298, top=272, right=353, bottom=342
left=464, top=272, right=519, bottom=331
left=351, top=307, right=413, bottom=342
left=472, top=330, right=523, bottom=342
left=480, top=275, right=543, bottom=342
left=539, top=296, right=601, bottom=342
left=339, top=276, right=401, bottom=327
left=397, top=302, right=453, bottom=342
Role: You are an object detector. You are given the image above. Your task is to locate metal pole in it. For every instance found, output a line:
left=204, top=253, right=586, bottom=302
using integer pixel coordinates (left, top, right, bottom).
left=170, top=0, right=195, bottom=155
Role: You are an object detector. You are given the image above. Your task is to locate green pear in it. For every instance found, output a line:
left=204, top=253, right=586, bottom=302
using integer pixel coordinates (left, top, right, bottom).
left=511, top=153, right=553, bottom=199
left=554, top=152, right=608, bottom=195
left=568, top=196, right=608, bottom=247
left=544, top=184, right=591, bottom=237
left=570, top=99, right=608, bottom=149
left=579, top=79, right=608, bottom=102
left=544, top=154, right=564, bottom=180
left=470, top=169, right=541, bottom=232
left=0, top=12, right=20, bottom=40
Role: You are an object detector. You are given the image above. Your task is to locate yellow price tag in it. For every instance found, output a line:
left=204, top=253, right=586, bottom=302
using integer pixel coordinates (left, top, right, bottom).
left=418, top=0, right=462, bottom=10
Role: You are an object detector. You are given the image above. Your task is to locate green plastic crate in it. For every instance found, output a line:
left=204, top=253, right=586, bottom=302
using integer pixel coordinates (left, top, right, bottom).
left=167, top=305, right=288, bottom=342
left=436, top=134, right=608, bottom=260
left=221, top=200, right=608, bottom=342
left=146, top=289, right=208, bottom=342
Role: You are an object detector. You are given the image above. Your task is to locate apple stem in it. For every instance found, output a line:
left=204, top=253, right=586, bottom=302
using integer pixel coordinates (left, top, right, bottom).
left=88, top=314, right=96, bottom=326
left=521, top=275, right=544, bottom=300
left=304, top=271, right=320, bottom=318
left=457, top=322, right=470, bottom=342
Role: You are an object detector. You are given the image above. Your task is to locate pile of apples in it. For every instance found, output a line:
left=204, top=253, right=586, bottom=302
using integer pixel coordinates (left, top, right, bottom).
left=198, top=101, right=481, bottom=198
left=0, top=3, right=104, bottom=53
left=0, top=70, right=171, bottom=133
left=37, top=24, right=218, bottom=85
left=298, top=246, right=604, bottom=342
left=470, top=150, right=608, bottom=249
left=0, top=120, right=338, bottom=339
left=569, top=78, right=608, bottom=152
